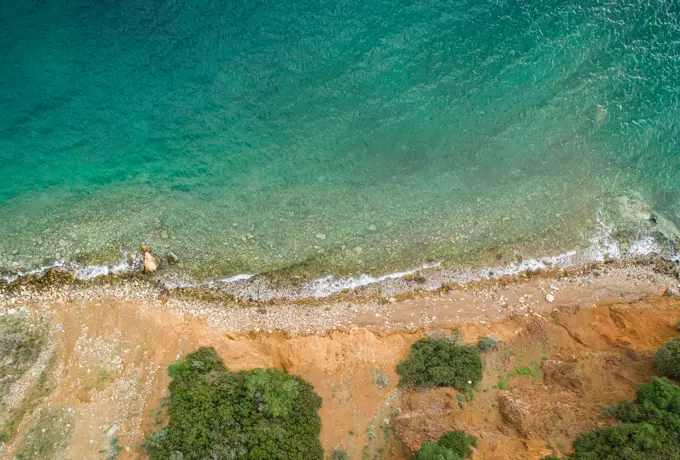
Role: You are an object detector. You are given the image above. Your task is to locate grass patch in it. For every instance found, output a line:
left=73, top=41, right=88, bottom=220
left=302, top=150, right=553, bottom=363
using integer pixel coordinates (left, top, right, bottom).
left=512, top=366, right=537, bottom=378
left=0, top=351, right=55, bottom=442
left=16, top=407, right=73, bottom=460
left=0, top=312, right=45, bottom=397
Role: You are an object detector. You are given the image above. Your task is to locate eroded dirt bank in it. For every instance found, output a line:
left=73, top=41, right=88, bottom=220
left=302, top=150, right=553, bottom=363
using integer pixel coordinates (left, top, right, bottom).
left=1, top=266, right=680, bottom=459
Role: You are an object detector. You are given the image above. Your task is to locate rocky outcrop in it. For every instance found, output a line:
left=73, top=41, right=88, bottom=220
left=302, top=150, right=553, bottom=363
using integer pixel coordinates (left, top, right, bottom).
left=393, top=388, right=463, bottom=452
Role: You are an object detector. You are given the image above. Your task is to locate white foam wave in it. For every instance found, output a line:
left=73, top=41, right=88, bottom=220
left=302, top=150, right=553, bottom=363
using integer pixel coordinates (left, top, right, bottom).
left=1, top=253, right=141, bottom=284
left=304, top=263, right=440, bottom=297
left=2, top=212, right=677, bottom=298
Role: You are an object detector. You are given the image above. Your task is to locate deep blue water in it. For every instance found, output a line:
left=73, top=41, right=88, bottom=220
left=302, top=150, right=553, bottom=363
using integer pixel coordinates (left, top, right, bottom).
left=1, top=0, right=679, bottom=280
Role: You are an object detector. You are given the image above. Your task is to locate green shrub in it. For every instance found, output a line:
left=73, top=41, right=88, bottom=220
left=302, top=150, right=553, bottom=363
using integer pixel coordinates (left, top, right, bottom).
left=397, top=338, right=483, bottom=389
left=438, top=431, right=477, bottom=459
left=412, top=441, right=458, bottom=460
left=476, top=336, right=498, bottom=351
left=609, top=377, right=680, bottom=441
left=656, top=337, right=680, bottom=379
left=545, top=378, right=680, bottom=459
left=412, top=431, right=477, bottom=460
left=143, top=347, right=323, bottom=460
left=567, top=423, right=679, bottom=460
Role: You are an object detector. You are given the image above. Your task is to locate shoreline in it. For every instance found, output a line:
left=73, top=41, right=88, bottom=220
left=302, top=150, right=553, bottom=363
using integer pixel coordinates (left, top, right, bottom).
left=2, top=226, right=678, bottom=307
left=2, top=256, right=678, bottom=336
left=3, top=197, right=680, bottom=300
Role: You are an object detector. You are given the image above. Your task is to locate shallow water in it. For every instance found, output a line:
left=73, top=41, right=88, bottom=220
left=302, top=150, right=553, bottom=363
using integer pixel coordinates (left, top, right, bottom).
left=1, top=0, right=679, bottom=281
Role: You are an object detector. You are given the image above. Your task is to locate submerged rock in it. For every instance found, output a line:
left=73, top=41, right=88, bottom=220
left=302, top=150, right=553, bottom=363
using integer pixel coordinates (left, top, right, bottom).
left=166, top=252, right=180, bottom=265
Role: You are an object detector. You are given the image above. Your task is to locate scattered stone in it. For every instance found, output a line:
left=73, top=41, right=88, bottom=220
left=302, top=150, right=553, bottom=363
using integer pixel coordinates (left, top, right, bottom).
left=368, top=224, right=377, bottom=232
left=153, top=219, right=163, bottom=229
left=499, top=295, right=509, bottom=309
left=448, top=237, right=457, bottom=244
left=353, top=246, right=363, bottom=254
left=158, top=288, right=169, bottom=304
left=663, top=288, right=679, bottom=297
left=166, top=252, right=180, bottom=265
left=315, top=233, right=326, bottom=241
left=545, top=293, right=555, bottom=303
left=140, top=243, right=151, bottom=253
left=160, top=231, right=169, bottom=240
left=403, top=273, right=426, bottom=283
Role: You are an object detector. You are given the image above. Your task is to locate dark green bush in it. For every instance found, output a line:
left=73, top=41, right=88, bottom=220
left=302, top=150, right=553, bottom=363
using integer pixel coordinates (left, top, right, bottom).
left=437, top=431, right=477, bottom=459
left=656, top=337, right=680, bottom=379
left=567, top=423, right=679, bottom=460
left=544, top=378, right=680, bottom=459
left=143, top=347, right=323, bottom=460
left=411, top=430, right=477, bottom=460
left=609, top=377, right=680, bottom=441
left=397, top=338, right=483, bottom=389
left=412, top=442, right=458, bottom=460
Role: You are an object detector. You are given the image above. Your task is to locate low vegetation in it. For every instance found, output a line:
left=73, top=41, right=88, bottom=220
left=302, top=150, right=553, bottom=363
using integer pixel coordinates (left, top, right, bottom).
left=476, top=336, right=498, bottom=351
left=331, top=449, right=348, bottom=460
left=412, top=430, right=477, bottom=460
left=396, top=337, right=483, bottom=389
left=656, top=337, right=680, bottom=379
left=142, top=347, right=323, bottom=460
left=0, top=311, right=44, bottom=397
left=16, top=407, right=73, bottom=460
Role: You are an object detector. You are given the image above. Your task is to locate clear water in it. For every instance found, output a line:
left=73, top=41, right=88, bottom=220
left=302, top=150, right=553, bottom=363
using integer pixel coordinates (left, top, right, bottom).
left=1, top=0, right=679, bottom=281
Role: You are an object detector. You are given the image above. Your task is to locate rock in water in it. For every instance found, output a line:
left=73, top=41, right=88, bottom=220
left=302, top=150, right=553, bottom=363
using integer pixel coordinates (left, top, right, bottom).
left=144, top=250, right=161, bottom=273
left=166, top=252, right=179, bottom=265
left=140, top=243, right=151, bottom=253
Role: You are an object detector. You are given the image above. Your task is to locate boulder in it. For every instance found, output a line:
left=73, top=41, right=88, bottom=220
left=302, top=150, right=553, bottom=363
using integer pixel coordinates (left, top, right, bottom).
left=143, top=250, right=161, bottom=273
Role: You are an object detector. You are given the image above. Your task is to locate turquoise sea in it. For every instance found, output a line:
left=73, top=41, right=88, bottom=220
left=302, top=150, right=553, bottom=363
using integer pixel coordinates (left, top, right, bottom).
left=1, top=0, right=679, bottom=282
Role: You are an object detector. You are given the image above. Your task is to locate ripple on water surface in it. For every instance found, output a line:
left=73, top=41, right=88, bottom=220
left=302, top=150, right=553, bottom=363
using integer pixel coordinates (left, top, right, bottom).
left=0, top=0, right=678, bottom=281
